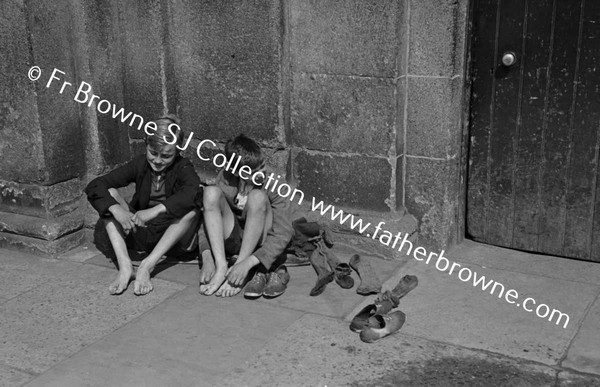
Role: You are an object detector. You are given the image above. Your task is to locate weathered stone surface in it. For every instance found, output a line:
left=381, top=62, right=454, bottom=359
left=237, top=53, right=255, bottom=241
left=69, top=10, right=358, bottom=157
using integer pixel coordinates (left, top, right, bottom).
left=0, top=0, right=46, bottom=184
left=404, top=156, right=460, bottom=250
left=291, top=73, right=396, bottom=156
left=563, top=296, right=600, bottom=375
left=117, top=0, right=165, bottom=140
left=294, top=150, right=391, bottom=211
left=290, top=0, right=402, bottom=77
left=0, top=179, right=83, bottom=218
left=406, top=76, right=462, bottom=158
left=395, top=76, right=407, bottom=156
left=166, top=0, right=282, bottom=143
left=408, top=0, right=468, bottom=76
left=395, top=155, right=404, bottom=209
left=27, top=0, right=86, bottom=184
left=77, top=0, right=131, bottom=171
left=0, top=211, right=84, bottom=241
left=263, top=148, right=290, bottom=178
left=0, top=229, right=85, bottom=257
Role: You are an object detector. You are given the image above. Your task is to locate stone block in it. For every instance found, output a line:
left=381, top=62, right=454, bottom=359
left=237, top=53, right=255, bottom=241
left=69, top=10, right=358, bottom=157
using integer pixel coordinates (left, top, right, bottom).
left=78, top=0, right=131, bottom=170
left=166, top=0, right=282, bottom=143
left=0, top=229, right=85, bottom=257
left=0, top=211, right=84, bottom=241
left=294, top=150, right=391, bottom=211
left=27, top=0, right=86, bottom=184
left=291, top=73, right=396, bottom=156
left=406, top=76, right=463, bottom=158
left=0, top=179, right=84, bottom=218
left=0, top=0, right=46, bottom=184
left=408, top=0, right=468, bottom=76
left=404, top=156, right=460, bottom=250
left=290, top=0, right=402, bottom=77
left=263, top=148, right=290, bottom=178
left=117, top=0, right=165, bottom=140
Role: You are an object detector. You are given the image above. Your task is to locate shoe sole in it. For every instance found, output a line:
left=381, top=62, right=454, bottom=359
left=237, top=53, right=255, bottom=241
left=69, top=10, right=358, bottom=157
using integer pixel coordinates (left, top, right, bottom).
left=262, top=291, right=284, bottom=298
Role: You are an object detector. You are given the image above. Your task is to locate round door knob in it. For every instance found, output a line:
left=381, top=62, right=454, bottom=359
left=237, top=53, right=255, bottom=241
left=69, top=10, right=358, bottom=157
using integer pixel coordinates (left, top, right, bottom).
left=502, top=51, right=517, bottom=66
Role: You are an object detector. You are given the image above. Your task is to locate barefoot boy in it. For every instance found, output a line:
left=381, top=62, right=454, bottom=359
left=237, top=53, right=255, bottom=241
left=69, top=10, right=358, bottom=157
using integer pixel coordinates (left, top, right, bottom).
left=85, top=115, right=200, bottom=296
left=199, top=134, right=293, bottom=297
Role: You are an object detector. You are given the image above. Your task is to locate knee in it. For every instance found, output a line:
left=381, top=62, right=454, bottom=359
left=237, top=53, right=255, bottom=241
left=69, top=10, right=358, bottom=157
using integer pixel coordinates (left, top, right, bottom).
left=246, top=189, right=268, bottom=214
left=108, top=188, right=119, bottom=198
left=203, top=186, right=223, bottom=210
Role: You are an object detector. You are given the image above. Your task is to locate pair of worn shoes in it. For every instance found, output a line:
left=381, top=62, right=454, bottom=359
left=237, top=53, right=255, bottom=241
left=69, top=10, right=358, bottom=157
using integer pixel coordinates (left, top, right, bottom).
left=244, top=265, right=290, bottom=298
left=350, top=274, right=418, bottom=343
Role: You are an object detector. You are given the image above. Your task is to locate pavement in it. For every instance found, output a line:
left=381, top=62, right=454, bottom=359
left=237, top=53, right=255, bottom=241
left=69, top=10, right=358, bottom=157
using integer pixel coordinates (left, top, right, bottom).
left=0, top=239, right=599, bottom=386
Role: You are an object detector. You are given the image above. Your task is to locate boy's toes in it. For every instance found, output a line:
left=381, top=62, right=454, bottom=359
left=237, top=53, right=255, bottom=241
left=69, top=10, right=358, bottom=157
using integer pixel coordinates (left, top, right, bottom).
left=216, top=282, right=241, bottom=298
left=133, top=279, right=153, bottom=296
left=199, top=284, right=213, bottom=295
left=109, top=272, right=132, bottom=295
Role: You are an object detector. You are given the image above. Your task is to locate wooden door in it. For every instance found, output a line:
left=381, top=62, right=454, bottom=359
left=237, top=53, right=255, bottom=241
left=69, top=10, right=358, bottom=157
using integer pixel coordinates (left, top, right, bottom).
left=467, top=0, right=600, bottom=261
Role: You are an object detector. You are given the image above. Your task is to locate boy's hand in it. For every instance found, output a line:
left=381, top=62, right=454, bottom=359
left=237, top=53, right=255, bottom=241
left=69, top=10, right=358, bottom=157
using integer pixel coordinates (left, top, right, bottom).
left=226, top=256, right=259, bottom=286
left=132, top=205, right=165, bottom=227
left=109, top=205, right=136, bottom=232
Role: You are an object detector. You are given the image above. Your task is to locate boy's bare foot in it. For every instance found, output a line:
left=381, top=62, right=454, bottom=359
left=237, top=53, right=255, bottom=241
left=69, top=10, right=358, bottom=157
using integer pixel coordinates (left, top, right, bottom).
left=133, top=264, right=154, bottom=296
left=109, top=267, right=134, bottom=295
left=199, top=266, right=227, bottom=296
left=199, top=251, right=216, bottom=286
left=215, top=281, right=242, bottom=297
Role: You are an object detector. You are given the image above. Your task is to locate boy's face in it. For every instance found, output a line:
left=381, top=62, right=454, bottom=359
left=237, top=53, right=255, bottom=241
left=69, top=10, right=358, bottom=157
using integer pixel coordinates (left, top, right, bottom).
left=146, top=143, right=177, bottom=172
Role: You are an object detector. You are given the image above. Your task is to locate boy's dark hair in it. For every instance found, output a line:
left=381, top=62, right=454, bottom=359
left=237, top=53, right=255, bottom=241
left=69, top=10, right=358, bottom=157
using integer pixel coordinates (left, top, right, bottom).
left=225, top=134, right=264, bottom=171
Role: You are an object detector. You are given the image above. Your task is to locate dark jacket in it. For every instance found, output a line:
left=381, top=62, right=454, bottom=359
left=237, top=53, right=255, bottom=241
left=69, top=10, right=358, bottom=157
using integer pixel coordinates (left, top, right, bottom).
left=85, top=154, right=200, bottom=218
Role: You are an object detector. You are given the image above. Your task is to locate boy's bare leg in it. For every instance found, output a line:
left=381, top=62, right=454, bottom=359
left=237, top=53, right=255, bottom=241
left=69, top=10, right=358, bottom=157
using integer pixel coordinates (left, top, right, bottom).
left=105, top=188, right=135, bottom=295
left=199, top=249, right=216, bottom=285
left=200, top=186, right=235, bottom=295
left=106, top=220, right=134, bottom=295
left=134, top=209, right=199, bottom=295
left=218, top=190, right=273, bottom=297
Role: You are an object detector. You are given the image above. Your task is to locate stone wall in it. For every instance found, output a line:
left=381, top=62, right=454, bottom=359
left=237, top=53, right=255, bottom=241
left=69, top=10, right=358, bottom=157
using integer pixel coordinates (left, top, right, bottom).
left=0, top=0, right=468, bottom=256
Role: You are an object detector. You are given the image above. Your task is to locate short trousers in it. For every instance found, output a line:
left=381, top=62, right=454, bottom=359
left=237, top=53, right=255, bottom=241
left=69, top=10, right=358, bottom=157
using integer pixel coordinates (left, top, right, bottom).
left=99, top=205, right=198, bottom=254
left=198, top=215, right=244, bottom=258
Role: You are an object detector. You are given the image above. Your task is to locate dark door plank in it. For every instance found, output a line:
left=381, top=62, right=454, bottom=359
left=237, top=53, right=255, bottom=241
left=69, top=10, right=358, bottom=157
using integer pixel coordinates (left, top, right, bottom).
left=486, top=0, right=527, bottom=247
left=537, top=0, right=583, bottom=256
left=573, top=0, right=600, bottom=261
left=512, top=0, right=554, bottom=251
left=467, top=0, right=500, bottom=241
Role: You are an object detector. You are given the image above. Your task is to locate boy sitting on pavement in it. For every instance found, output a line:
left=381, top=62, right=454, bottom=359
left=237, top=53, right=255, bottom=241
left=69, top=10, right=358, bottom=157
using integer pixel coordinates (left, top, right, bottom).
left=198, top=134, right=293, bottom=298
left=85, top=115, right=201, bottom=296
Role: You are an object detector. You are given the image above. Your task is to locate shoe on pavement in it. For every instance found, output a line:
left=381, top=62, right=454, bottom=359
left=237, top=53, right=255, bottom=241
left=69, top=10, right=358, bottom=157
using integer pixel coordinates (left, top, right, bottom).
left=244, top=270, right=267, bottom=298
left=334, top=262, right=354, bottom=289
left=359, top=311, right=406, bottom=343
left=350, top=296, right=397, bottom=333
left=263, top=265, right=290, bottom=298
left=348, top=274, right=417, bottom=332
